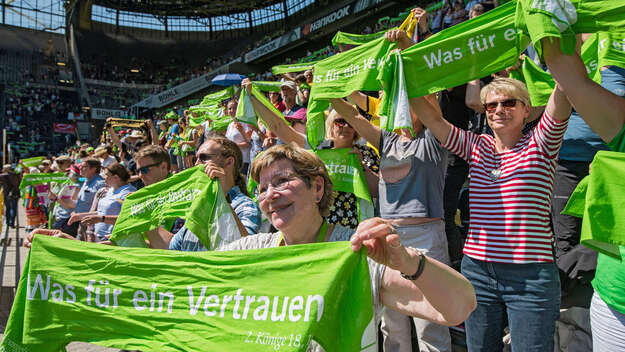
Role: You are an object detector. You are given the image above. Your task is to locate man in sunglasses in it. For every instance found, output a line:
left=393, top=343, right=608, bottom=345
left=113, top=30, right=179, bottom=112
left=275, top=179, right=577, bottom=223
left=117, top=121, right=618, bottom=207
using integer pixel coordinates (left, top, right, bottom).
left=146, top=137, right=260, bottom=252
left=63, top=158, right=106, bottom=238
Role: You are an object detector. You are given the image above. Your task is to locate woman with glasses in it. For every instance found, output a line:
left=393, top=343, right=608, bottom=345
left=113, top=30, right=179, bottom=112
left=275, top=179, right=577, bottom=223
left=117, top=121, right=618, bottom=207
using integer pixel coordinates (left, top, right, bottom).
left=321, top=110, right=379, bottom=229
left=220, top=143, right=476, bottom=351
left=407, top=76, right=572, bottom=351
left=74, top=163, right=136, bottom=242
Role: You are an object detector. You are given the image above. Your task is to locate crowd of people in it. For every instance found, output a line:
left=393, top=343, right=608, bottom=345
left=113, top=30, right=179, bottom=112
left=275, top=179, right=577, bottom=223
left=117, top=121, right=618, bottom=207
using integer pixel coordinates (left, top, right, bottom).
left=5, top=0, right=625, bottom=351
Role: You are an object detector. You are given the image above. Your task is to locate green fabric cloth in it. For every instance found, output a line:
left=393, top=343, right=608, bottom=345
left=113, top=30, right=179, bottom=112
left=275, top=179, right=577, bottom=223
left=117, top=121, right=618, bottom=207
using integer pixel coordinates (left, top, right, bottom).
left=515, top=0, right=625, bottom=58
left=110, top=166, right=236, bottom=249
left=188, top=87, right=236, bottom=127
left=307, top=36, right=395, bottom=149
left=597, top=31, right=625, bottom=70
left=236, top=84, right=286, bottom=127
left=402, top=2, right=525, bottom=99
left=19, top=173, right=69, bottom=192
left=252, top=81, right=282, bottom=93
left=20, top=157, right=45, bottom=168
left=331, top=29, right=390, bottom=47
left=271, top=62, right=317, bottom=76
left=314, top=148, right=373, bottom=222
left=1, top=236, right=374, bottom=351
left=377, top=51, right=413, bottom=134
left=562, top=151, right=625, bottom=258
left=607, top=123, right=625, bottom=152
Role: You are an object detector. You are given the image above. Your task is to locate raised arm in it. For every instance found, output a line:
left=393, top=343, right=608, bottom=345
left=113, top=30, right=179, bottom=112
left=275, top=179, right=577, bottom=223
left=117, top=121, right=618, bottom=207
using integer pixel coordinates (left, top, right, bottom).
left=351, top=217, right=476, bottom=326
left=106, top=119, right=123, bottom=150
left=408, top=94, right=453, bottom=144
left=242, top=79, right=307, bottom=147
left=465, top=79, right=485, bottom=113
left=542, top=37, right=625, bottom=142
left=330, top=98, right=382, bottom=150
left=147, top=119, right=159, bottom=145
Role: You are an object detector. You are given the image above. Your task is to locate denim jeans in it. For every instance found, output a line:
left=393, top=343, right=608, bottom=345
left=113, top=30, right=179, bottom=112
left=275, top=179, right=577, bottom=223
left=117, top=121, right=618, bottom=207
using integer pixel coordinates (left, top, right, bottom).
left=461, top=256, right=560, bottom=352
left=601, top=66, right=625, bottom=98
left=5, top=197, right=17, bottom=227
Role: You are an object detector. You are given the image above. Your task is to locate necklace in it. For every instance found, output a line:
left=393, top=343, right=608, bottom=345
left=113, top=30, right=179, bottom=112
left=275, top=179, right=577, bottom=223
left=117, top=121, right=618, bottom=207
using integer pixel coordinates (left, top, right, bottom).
left=489, top=157, right=503, bottom=181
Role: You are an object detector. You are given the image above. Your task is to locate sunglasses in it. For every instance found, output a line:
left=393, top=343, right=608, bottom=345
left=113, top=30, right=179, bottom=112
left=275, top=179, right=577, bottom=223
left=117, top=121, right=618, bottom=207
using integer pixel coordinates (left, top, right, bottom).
left=137, top=161, right=162, bottom=175
left=197, top=153, right=221, bottom=163
left=333, top=119, right=352, bottom=127
left=484, top=99, right=522, bottom=113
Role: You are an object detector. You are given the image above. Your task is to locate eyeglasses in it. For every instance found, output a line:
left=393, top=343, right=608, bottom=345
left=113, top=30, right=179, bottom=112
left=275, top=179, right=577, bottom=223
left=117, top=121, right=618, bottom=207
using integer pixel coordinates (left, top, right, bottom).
left=137, top=161, right=162, bottom=175
left=333, top=119, right=352, bottom=128
left=256, top=173, right=303, bottom=202
left=484, top=99, right=522, bottom=113
left=197, top=153, right=222, bottom=163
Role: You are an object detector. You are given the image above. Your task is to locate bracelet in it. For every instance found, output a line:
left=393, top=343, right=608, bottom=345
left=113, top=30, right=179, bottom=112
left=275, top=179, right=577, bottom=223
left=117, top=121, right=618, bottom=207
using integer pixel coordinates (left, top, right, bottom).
left=400, top=250, right=426, bottom=281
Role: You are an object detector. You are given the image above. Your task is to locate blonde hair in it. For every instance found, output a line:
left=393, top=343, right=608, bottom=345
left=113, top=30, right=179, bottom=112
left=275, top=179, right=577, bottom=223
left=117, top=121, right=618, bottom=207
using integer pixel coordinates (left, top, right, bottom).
left=200, top=136, right=247, bottom=196
left=250, top=143, right=334, bottom=217
left=324, top=109, right=359, bottom=142
left=480, top=77, right=531, bottom=107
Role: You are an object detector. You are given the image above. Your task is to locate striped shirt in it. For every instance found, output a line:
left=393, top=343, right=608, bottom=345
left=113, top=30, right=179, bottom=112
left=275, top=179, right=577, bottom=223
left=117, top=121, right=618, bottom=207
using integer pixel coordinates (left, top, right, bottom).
left=444, top=112, right=568, bottom=263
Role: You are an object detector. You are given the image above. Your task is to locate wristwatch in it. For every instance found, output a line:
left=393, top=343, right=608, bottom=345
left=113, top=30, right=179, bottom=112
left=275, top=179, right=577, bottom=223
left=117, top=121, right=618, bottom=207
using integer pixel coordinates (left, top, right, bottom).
left=400, top=250, right=426, bottom=281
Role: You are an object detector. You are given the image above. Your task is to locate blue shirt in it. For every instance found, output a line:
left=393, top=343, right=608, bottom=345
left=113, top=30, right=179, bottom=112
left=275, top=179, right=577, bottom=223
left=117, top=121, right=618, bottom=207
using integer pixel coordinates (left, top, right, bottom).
left=559, top=112, right=609, bottom=161
left=74, top=175, right=106, bottom=214
left=169, top=186, right=261, bottom=252
left=94, top=184, right=136, bottom=238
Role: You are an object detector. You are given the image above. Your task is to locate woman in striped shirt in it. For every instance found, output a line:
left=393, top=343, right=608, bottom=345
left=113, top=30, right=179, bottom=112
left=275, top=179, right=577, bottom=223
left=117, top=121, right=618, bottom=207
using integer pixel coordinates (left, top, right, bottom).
left=409, top=77, right=571, bottom=351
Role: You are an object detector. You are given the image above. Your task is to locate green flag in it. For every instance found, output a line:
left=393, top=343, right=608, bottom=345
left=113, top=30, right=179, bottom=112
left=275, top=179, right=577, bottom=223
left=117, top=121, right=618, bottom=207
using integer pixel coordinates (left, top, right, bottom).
left=20, top=156, right=45, bottom=168
left=515, top=0, right=625, bottom=57
left=402, top=1, right=526, bottom=99
left=19, top=173, right=69, bottom=192
left=331, top=29, right=390, bottom=47
left=188, top=87, right=236, bottom=126
left=236, top=84, right=287, bottom=127
left=272, top=62, right=317, bottom=76
left=307, top=36, right=395, bottom=149
left=200, top=86, right=235, bottom=106
left=2, top=236, right=375, bottom=351
left=208, top=116, right=232, bottom=132
left=377, top=50, right=413, bottom=134
left=315, top=148, right=374, bottom=222
left=110, top=166, right=237, bottom=249
left=597, top=31, right=625, bottom=70
left=252, top=81, right=282, bottom=92
left=562, top=151, right=625, bottom=259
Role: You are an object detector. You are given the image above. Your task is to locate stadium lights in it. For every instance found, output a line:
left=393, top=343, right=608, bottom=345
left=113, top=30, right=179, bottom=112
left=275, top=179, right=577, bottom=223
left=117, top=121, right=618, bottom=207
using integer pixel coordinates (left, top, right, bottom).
left=130, top=68, right=140, bottom=73
left=57, top=62, right=66, bottom=66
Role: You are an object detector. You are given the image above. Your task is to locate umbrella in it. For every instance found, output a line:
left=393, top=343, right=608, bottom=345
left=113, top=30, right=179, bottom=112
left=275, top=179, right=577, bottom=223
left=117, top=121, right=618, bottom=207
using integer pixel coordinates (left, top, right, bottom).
left=211, top=73, right=246, bottom=86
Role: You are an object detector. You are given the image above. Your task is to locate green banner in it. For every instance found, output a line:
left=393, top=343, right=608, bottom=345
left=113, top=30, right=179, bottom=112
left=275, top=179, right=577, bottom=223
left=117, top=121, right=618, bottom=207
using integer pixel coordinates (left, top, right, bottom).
left=307, top=36, right=395, bottom=149
left=314, top=148, right=373, bottom=222
left=515, top=0, right=625, bottom=57
left=271, top=62, right=317, bottom=76
left=188, top=87, right=236, bottom=126
left=252, top=81, right=282, bottom=93
left=1, top=236, right=375, bottom=351
left=377, top=51, right=413, bottom=134
left=208, top=116, right=232, bottom=132
left=236, top=84, right=286, bottom=127
left=19, top=173, right=69, bottom=192
left=563, top=151, right=625, bottom=259
left=20, top=157, right=45, bottom=168
left=331, top=29, right=390, bottom=47
left=597, top=31, right=625, bottom=70
left=110, top=166, right=237, bottom=249
left=402, top=2, right=525, bottom=99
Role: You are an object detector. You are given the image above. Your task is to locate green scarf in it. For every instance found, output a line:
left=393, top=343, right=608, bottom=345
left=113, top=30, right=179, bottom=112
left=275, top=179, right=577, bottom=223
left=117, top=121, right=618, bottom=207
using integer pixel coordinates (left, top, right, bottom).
left=1, top=236, right=374, bottom=351
left=110, top=166, right=238, bottom=249
left=236, top=84, right=287, bottom=127
left=597, top=31, right=625, bottom=70
left=377, top=51, right=413, bottom=134
left=272, top=62, right=317, bottom=76
left=19, top=173, right=69, bottom=192
left=331, top=29, right=390, bottom=47
left=562, top=151, right=625, bottom=259
left=515, top=0, right=625, bottom=58
left=188, top=87, right=236, bottom=126
left=20, top=157, right=45, bottom=168
left=315, top=148, right=374, bottom=222
left=252, top=81, right=282, bottom=93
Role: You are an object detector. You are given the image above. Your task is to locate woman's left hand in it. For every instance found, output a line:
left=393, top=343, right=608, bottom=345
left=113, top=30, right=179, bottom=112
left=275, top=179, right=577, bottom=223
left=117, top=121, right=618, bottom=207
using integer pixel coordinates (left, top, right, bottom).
left=350, top=217, right=413, bottom=274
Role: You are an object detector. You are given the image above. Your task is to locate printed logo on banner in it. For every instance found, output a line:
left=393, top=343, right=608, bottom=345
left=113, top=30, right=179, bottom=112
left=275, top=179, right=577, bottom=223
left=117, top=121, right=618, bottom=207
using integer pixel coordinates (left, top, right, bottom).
left=304, top=5, right=351, bottom=35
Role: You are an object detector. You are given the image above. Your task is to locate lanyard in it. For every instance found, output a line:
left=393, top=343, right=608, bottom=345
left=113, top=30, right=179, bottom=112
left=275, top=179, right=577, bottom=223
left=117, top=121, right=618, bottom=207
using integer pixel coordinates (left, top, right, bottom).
left=278, top=221, right=328, bottom=246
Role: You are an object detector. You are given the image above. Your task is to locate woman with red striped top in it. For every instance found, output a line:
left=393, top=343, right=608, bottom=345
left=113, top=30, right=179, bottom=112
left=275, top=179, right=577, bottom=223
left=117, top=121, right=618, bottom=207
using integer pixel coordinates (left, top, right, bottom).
left=409, top=77, right=572, bottom=352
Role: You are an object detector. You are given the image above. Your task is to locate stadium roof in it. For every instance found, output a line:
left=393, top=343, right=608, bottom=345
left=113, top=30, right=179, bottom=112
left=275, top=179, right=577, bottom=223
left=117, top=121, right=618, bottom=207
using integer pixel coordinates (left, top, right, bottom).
left=94, top=0, right=288, bottom=17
